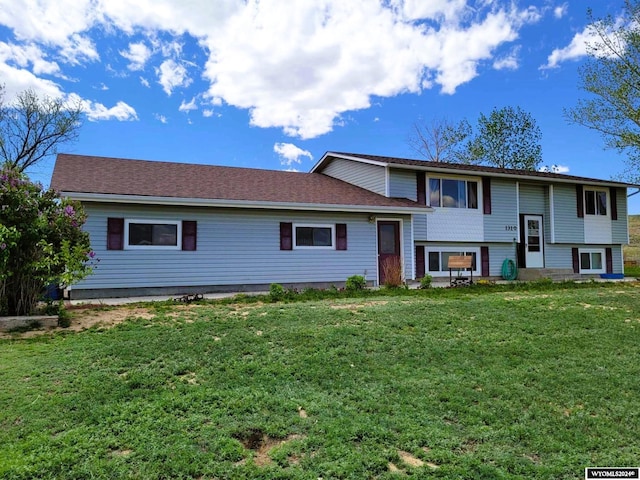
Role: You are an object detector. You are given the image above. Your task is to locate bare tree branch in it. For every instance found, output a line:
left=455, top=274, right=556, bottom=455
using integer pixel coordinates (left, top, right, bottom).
left=0, top=86, right=83, bottom=172
left=407, top=117, right=471, bottom=163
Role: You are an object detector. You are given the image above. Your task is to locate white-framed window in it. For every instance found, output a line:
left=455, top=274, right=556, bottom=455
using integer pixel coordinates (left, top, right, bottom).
left=293, top=224, right=335, bottom=249
left=585, top=189, right=607, bottom=216
left=428, top=177, right=478, bottom=209
left=125, top=219, right=182, bottom=250
left=426, top=248, right=480, bottom=276
left=579, top=248, right=605, bottom=273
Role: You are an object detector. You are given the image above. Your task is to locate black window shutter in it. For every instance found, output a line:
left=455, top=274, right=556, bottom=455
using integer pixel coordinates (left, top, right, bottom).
left=336, top=223, right=347, bottom=250
left=572, top=248, right=579, bottom=273
left=415, top=245, right=425, bottom=279
left=107, top=218, right=124, bottom=250
left=606, top=248, right=613, bottom=274
left=182, top=221, right=197, bottom=251
left=416, top=172, right=426, bottom=205
left=481, top=246, right=490, bottom=277
left=576, top=185, right=584, bottom=218
left=610, top=187, right=618, bottom=220
left=482, top=177, right=491, bottom=214
left=280, top=222, right=293, bottom=250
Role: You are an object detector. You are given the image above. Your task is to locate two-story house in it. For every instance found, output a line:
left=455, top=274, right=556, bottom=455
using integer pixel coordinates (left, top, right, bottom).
left=50, top=152, right=635, bottom=299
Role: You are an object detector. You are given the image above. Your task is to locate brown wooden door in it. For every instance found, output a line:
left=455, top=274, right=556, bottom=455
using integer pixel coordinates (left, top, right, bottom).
left=378, top=221, right=401, bottom=285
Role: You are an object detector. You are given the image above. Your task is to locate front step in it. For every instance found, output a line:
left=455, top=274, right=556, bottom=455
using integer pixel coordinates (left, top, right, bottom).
left=517, top=268, right=584, bottom=282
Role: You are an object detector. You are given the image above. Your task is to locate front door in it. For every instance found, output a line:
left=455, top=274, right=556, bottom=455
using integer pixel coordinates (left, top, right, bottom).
left=522, top=214, right=544, bottom=268
left=377, top=221, right=401, bottom=285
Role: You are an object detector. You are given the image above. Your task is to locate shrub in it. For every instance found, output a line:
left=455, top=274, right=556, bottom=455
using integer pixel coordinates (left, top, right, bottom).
left=419, top=275, right=432, bottom=289
left=269, top=283, right=285, bottom=302
left=381, top=256, right=404, bottom=288
left=0, top=168, right=97, bottom=315
left=345, top=275, right=367, bottom=291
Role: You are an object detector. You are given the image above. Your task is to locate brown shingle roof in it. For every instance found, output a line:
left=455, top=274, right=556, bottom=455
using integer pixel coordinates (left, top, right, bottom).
left=325, top=152, right=639, bottom=188
left=51, top=153, right=424, bottom=210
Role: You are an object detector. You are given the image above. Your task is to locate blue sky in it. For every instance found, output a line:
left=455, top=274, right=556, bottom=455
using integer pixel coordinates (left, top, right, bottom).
left=1, top=0, right=638, bottom=213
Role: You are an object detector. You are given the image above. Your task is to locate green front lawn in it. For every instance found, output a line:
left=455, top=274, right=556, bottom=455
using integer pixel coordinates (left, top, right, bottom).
left=1, top=283, right=640, bottom=479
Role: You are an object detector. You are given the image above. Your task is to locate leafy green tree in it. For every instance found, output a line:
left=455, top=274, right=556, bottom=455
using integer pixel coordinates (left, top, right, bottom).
left=0, top=168, right=96, bottom=316
left=0, top=86, right=82, bottom=173
left=565, top=1, right=640, bottom=183
left=408, top=117, right=472, bottom=163
left=467, top=106, right=542, bottom=170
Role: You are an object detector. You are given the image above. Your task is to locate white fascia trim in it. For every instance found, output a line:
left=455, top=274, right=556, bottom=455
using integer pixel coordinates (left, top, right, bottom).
left=62, top=192, right=432, bottom=215
left=387, top=163, right=636, bottom=189
left=310, top=152, right=390, bottom=173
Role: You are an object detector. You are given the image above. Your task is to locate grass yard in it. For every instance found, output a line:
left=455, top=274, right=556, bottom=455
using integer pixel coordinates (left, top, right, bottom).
left=1, top=283, right=640, bottom=479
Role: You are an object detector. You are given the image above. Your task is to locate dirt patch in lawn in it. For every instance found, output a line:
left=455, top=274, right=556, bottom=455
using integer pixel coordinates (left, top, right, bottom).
left=330, top=301, right=388, bottom=311
left=0, top=305, right=156, bottom=339
left=234, top=429, right=305, bottom=467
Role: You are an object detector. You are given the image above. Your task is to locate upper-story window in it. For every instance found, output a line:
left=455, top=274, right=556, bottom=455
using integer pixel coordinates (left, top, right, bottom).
left=429, top=178, right=478, bottom=209
left=585, top=189, right=607, bottom=216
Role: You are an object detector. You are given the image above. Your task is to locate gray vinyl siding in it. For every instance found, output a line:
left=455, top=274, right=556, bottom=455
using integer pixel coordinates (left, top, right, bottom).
left=519, top=184, right=546, bottom=215
left=75, top=203, right=382, bottom=291
left=543, top=244, right=574, bottom=269
left=488, top=243, right=518, bottom=277
left=414, top=214, right=427, bottom=241
left=553, top=183, right=584, bottom=243
left=612, top=187, right=628, bottom=244
left=612, top=244, right=623, bottom=272
left=484, top=179, right=518, bottom=242
left=388, top=169, right=417, bottom=200
left=321, top=158, right=386, bottom=195
left=401, top=216, right=413, bottom=280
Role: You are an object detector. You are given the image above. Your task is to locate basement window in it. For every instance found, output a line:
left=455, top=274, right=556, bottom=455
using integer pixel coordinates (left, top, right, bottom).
left=579, top=249, right=605, bottom=274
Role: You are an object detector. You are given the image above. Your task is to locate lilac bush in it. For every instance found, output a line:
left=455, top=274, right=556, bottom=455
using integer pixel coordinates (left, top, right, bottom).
left=0, top=168, right=96, bottom=315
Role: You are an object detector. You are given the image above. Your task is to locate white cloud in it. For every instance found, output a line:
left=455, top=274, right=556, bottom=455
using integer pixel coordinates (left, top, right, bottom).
left=120, top=42, right=152, bottom=71
left=493, top=46, right=520, bottom=70
left=155, top=113, right=168, bottom=123
left=0, top=42, right=62, bottom=76
left=0, top=61, right=64, bottom=100
left=139, top=76, right=150, bottom=88
left=274, top=142, right=313, bottom=167
left=554, top=3, right=568, bottom=20
left=79, top=98, right=139, bottom=121
left=179, top=97, right=197, bottom=112
left=0, top=0, right=544, bottom=139
left=156, top=58, right=191, bottom=95
left=539, top=164, right=570, bottom=173
left=541, top=27, right=595, bottom=69
left=392, top=0, right=468, bottom=24
left=202, top=109, right=215, bottom=117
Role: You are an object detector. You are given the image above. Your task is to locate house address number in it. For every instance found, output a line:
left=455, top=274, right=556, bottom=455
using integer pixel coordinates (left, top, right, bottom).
left=504, top=225, right=517, bottom=232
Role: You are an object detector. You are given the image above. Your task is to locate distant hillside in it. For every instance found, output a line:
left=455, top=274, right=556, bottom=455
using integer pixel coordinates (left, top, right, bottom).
left=625, top=215, right=640, bottom=262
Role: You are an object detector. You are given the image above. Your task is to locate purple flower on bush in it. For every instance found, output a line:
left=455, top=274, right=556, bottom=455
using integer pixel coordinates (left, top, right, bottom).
left=0, top=243, right=6, bottom=250
left=89, top=250, right=96, bottom=258
left=64, top=205, right=75, bottom=217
